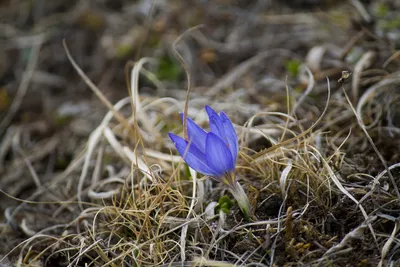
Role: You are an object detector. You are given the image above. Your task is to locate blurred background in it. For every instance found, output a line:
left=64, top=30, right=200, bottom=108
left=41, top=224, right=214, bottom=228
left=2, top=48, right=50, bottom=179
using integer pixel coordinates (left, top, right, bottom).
left=1, top=0, right=399, bottom=131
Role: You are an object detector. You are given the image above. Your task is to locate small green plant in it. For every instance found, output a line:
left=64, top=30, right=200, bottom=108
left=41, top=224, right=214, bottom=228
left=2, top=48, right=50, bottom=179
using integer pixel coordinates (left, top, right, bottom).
left=218, top=195, right=233, bottom=214
left=156, top=56, right=182, bottom=81
left=285, top=59, right=301, bottom=77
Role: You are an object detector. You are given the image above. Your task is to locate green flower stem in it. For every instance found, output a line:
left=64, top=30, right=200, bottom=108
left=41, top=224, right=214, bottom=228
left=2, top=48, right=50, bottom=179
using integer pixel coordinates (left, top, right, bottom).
left=228, top=180, right=251, bottom=221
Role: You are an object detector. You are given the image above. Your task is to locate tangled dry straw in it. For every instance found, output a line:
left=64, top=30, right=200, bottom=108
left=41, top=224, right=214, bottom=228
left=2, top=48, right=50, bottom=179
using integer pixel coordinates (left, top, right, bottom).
left=1, top=37, right=400, bottom=265
left=1, top=1, right=400, bottom=265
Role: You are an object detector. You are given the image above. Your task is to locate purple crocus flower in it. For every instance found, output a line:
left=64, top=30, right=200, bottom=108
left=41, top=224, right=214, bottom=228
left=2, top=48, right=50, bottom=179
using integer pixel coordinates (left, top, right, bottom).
left=168, top=106, right=238, bottom=177
left=169, top=106, right=251, bottom=220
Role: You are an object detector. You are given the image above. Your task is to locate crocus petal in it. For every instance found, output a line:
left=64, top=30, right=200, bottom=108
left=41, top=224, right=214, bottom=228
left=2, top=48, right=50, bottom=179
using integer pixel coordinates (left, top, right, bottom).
left=205, top=105, right=227, bottom=140
left=205, top=132, right=234, bottom=176
left=220, top=111, right=238, bottom=161
left=186, top=117, right=207, bottom=153
left=169, top=133, right=218, bottom=176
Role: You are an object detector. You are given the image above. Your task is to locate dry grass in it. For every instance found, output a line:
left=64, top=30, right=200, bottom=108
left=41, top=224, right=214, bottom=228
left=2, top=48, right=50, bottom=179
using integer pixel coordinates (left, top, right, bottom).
left=1, top=0, right=400, bottom=266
